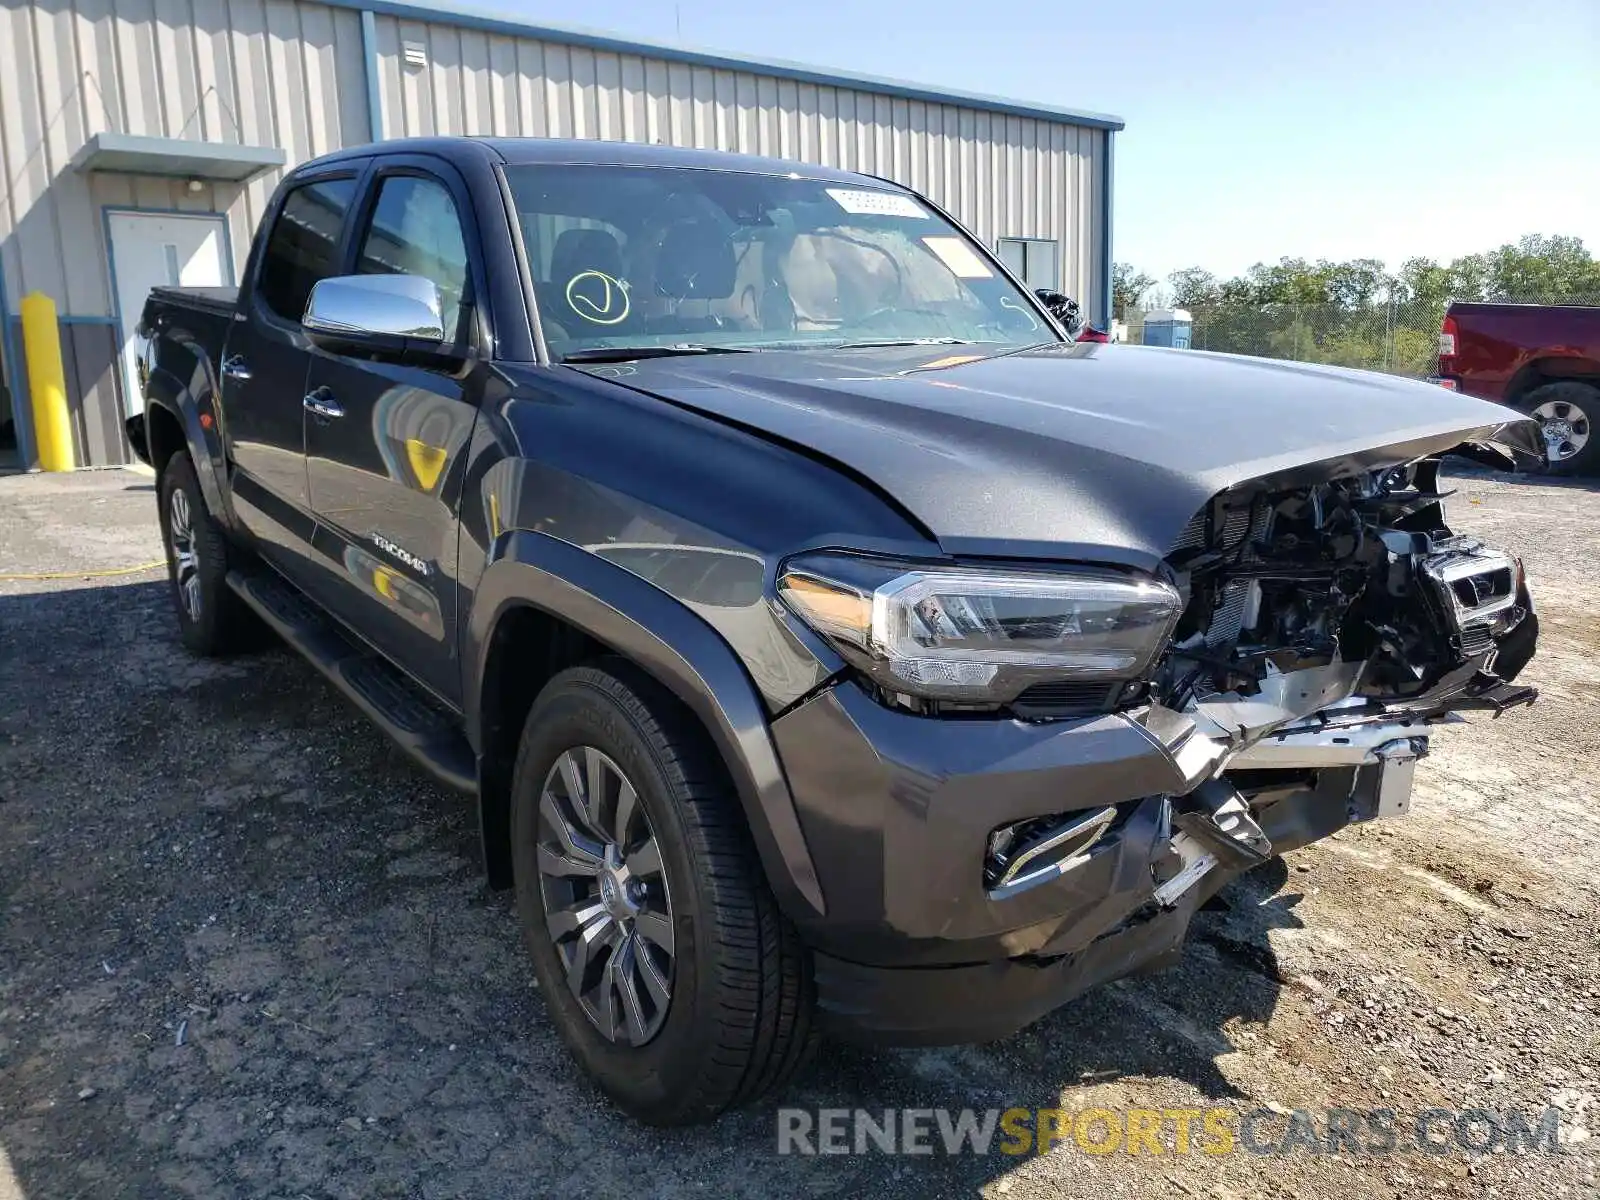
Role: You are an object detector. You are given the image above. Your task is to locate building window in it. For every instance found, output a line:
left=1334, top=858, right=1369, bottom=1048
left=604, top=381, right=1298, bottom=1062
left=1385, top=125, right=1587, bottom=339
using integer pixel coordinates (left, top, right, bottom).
left=996, top=238, right=1060, bottom=291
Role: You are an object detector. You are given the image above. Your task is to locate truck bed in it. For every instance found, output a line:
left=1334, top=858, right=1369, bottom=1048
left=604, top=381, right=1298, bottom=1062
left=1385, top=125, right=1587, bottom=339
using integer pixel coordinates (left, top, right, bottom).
left=146, top=285, right=239, bottom=319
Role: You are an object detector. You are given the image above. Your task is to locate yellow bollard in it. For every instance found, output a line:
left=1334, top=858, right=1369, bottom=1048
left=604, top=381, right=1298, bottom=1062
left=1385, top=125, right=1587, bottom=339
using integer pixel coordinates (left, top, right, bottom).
left=20, top=291, right=75, bottom=471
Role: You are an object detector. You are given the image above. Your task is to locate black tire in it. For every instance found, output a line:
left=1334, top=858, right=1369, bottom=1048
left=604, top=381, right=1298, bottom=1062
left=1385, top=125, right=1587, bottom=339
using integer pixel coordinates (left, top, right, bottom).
left=1520, top=381, right=1600, bottom=477
left=510, top=660, right=814, bottom=1125
left=156, top=452, right=258, bottom=655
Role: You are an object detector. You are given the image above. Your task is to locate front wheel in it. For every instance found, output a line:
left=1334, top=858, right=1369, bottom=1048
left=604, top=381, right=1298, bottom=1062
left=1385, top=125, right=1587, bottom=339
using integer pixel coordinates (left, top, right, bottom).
left=1523, top=381, right=1600, bottom=476
left=510, top=661, right=814, bottom=1125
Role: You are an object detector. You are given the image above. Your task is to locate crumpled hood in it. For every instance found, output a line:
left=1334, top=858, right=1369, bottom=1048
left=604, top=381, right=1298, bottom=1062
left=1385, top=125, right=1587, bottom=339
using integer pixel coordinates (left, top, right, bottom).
left=586, top=343, right=1541, bottom=570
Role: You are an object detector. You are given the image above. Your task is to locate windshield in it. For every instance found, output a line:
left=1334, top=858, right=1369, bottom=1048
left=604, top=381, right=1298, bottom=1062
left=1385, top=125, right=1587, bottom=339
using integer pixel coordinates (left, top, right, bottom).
left=503, top=164, right=1058, bottom=357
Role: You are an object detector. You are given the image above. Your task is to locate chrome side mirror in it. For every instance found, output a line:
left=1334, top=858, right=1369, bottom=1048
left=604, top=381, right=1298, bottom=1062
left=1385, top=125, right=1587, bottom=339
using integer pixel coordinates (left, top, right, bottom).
left=303, top=274, right=445, bottom=343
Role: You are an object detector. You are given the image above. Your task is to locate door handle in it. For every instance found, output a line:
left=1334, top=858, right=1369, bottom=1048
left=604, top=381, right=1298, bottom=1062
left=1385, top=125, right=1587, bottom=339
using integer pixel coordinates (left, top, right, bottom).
left=221, top=355, right=252, bottom=382
left=303, top=388, right=344, bottom=420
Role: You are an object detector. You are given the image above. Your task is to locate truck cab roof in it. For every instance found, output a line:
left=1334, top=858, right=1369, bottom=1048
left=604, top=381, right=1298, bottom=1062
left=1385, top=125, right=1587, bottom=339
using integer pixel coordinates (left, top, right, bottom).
left=298, top=135, right=899, bottom=188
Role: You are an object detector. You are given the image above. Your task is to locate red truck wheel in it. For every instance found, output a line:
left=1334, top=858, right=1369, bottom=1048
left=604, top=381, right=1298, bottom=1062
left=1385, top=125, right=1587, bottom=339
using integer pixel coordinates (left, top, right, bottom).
left=1523, top=381, right=1599, bottom=477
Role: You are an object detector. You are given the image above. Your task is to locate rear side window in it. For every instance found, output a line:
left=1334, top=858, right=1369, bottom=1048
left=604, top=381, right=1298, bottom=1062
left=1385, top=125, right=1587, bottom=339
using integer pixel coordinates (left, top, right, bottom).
left=355, top=175, right=471, bottom=343
left=257, top=177, right=358, bottom=322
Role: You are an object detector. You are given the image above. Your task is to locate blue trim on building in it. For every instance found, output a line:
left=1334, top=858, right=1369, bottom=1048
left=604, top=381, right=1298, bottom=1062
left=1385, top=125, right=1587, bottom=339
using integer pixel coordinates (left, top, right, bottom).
left=1099, top=130, right=1115, bottom=330
left=326, top=0, right=1125, bottom=131
left=360, top=10, right=384, bottom=141
left=59, top=314, right=121, bottom=326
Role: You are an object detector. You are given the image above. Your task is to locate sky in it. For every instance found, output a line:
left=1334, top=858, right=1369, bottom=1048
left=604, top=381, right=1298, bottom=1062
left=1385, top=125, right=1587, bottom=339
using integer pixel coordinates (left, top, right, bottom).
left=477, top=0, right=1600, bottom=286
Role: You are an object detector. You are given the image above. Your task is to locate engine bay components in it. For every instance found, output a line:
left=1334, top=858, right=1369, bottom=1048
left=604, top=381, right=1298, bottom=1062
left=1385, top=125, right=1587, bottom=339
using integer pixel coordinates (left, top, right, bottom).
left=1156, top=458, right=1535, bottom=723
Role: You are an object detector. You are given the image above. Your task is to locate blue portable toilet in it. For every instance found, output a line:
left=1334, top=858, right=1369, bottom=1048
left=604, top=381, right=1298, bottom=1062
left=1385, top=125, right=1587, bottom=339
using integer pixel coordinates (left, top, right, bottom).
left=1143, top=308, right=1193, bottom=349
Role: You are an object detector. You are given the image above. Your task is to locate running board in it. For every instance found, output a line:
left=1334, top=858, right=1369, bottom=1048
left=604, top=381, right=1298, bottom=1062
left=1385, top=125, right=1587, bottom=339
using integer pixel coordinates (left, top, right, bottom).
left=226, top=568, right=477, bottom=794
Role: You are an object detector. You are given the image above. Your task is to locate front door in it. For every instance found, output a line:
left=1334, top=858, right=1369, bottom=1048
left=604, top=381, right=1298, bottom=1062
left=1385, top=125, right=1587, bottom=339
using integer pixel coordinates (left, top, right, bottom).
left=106, top=211, right=230, bottom=419
left=303, top=162, right=482, bottom=704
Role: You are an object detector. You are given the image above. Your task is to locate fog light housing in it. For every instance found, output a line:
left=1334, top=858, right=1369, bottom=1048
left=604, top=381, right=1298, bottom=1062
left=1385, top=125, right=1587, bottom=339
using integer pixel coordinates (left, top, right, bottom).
left=984, top=806, right=1119, bottom=900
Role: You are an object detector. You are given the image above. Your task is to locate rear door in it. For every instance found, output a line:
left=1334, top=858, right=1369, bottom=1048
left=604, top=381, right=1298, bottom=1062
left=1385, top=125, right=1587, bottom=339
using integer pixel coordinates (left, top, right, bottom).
left=301, top=157, right=484, bottom=704
left=224, top=166, right=364, bottom=571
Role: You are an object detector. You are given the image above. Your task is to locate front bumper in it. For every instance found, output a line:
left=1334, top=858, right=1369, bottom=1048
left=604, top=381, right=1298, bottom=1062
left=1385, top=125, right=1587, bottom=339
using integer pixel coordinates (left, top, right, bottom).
left=771, top=679, right=1441, bottom=1044
left=813, top=884, right=1207, bottom=1046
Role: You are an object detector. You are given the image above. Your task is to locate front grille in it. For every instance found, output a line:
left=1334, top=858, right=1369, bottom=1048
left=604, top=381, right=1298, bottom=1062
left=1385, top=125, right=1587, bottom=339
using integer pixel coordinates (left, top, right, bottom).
left=1220, top=506, right=1256, bottom=547
left=1170, top=509, right=1210, bottom=553
left=1169, top=500, right=1261, bottom=557
left=1208, top=579, right=1253, bottom=646
left=1010, top=680, right=1126, bottom=718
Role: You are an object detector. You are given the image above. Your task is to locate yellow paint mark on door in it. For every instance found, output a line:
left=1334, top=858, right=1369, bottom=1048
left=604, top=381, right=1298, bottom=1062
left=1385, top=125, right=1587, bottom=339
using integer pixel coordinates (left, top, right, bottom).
left=405, top=438, right=448, bottom=492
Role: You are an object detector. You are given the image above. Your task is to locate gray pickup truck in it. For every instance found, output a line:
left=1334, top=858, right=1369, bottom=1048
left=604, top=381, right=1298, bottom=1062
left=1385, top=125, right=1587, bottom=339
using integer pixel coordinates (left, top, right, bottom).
left=130, top=136, right=1541, bottom=1126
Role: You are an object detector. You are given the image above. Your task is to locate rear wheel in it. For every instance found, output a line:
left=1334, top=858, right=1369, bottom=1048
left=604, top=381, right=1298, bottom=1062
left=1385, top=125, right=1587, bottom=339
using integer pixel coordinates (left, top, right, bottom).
left=157, top=452, right=258, bottom=655
left=510, top=661, right=814, bottom=1125
left=1523, top=381, right=1600, bottom=476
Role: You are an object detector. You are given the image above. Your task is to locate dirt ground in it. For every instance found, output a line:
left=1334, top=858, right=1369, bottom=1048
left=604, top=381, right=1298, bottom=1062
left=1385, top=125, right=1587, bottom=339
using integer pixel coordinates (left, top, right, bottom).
left=1, top=466, right=1597, bottom=1200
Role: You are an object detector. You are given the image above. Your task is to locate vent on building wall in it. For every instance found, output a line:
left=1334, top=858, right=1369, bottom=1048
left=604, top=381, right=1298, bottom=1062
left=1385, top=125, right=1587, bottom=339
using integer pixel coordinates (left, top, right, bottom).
left=402, top=41, right=427, bottom=68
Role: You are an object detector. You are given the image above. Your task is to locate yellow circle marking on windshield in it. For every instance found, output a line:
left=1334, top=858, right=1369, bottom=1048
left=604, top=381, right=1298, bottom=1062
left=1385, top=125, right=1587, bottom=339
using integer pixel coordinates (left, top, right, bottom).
left=565, top=270, right=631, bottom=325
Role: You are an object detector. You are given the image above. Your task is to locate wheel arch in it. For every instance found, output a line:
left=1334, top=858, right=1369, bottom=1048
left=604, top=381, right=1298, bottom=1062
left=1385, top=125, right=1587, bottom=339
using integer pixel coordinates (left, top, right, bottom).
left=143, top=401, right=185, bottom=471
left=1504, top=356, right=1600, bottom=409
left=466, top=530, right=825, bottom=922
left=139, top=350, right=234, bottom=529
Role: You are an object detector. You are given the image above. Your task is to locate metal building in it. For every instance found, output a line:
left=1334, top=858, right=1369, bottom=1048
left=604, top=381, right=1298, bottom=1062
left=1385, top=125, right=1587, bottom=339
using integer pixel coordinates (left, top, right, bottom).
left=0, top=0, right=1123, bottom=469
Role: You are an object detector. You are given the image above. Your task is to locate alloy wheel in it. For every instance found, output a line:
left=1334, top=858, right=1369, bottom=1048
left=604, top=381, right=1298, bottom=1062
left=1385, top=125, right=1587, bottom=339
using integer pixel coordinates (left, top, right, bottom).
left=536, top=745, right=675, bottom=1046
left=1532, top=398, right=1591, bottom=463
left=168, top=487, right=203, bottom=621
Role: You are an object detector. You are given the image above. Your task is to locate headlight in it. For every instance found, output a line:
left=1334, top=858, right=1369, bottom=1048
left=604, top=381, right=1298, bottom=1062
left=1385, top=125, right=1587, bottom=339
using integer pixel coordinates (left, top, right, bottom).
left=777, top=552, right=1181, bottom=703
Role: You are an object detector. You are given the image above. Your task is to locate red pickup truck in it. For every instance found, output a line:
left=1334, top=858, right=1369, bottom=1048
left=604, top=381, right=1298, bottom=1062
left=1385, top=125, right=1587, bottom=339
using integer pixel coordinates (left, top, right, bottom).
left=1437, top=302, right=1600, bottom=475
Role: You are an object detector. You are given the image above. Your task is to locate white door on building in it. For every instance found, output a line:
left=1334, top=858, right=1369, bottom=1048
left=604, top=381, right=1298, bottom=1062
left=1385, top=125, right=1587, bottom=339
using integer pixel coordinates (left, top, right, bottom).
left=106, top=211, right=230, bottom=418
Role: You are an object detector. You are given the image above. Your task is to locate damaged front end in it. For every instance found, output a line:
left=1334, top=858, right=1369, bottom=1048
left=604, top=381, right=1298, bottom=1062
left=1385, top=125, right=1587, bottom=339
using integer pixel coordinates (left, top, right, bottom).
left=767, top=379, right=1548, bottom=1042
left=774, top=422, right=1548, bottom=1043
left=1127, top=452, right=1538, bottom=908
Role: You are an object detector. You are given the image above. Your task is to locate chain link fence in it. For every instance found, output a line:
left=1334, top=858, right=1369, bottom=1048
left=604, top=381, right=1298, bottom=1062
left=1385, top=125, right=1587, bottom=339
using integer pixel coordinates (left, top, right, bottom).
left=1119, top=295, right=1600, bottom=379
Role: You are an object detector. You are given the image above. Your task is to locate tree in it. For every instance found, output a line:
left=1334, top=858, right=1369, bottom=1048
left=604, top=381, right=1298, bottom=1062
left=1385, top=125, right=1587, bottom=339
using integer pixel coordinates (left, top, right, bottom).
left=1322, top=258, right=1392, bottom=310
left=1394, top=257, right=1455, bottom=306
left=1111, top=262, right=1155, bottom=318
left=1167, top=267, right=1220, bottom=309
left=1482, top=235, right=1600, bottom=301
left=1122, top=235, right=1596, bottom=373
left=1242, top=258, right=1326, bottom=305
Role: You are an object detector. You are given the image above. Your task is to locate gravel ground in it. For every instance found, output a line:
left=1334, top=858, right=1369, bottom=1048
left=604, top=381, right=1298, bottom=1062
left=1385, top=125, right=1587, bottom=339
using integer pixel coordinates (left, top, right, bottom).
left=1, top=466, right=1597, bottom=1200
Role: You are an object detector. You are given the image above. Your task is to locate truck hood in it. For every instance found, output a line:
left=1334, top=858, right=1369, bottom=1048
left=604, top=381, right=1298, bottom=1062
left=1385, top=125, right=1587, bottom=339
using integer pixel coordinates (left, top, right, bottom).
left=579, top=343, right=1541, bottom=570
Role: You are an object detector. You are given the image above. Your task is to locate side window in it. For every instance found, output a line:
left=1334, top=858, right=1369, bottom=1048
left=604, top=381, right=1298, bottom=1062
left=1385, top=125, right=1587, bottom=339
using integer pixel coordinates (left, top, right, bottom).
left=257, top=177, right=358, bottom=322
left=355, top=175, right=471, bottom=343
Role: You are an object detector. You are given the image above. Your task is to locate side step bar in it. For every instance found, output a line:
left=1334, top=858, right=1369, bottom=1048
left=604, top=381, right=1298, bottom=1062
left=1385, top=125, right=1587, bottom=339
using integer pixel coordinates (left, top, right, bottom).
left=227, top=568, right=477, bottom=794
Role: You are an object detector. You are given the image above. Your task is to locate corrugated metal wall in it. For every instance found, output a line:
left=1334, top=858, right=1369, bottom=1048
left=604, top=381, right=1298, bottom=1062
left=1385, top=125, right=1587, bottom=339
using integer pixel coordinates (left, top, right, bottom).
left=0, top=0, right=1107, bottom=466
left=0, top=0, right=370, bottom=317
left=0, top=317, right=125, bottom=463
left=369, top=17, right=1106, bottom=306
